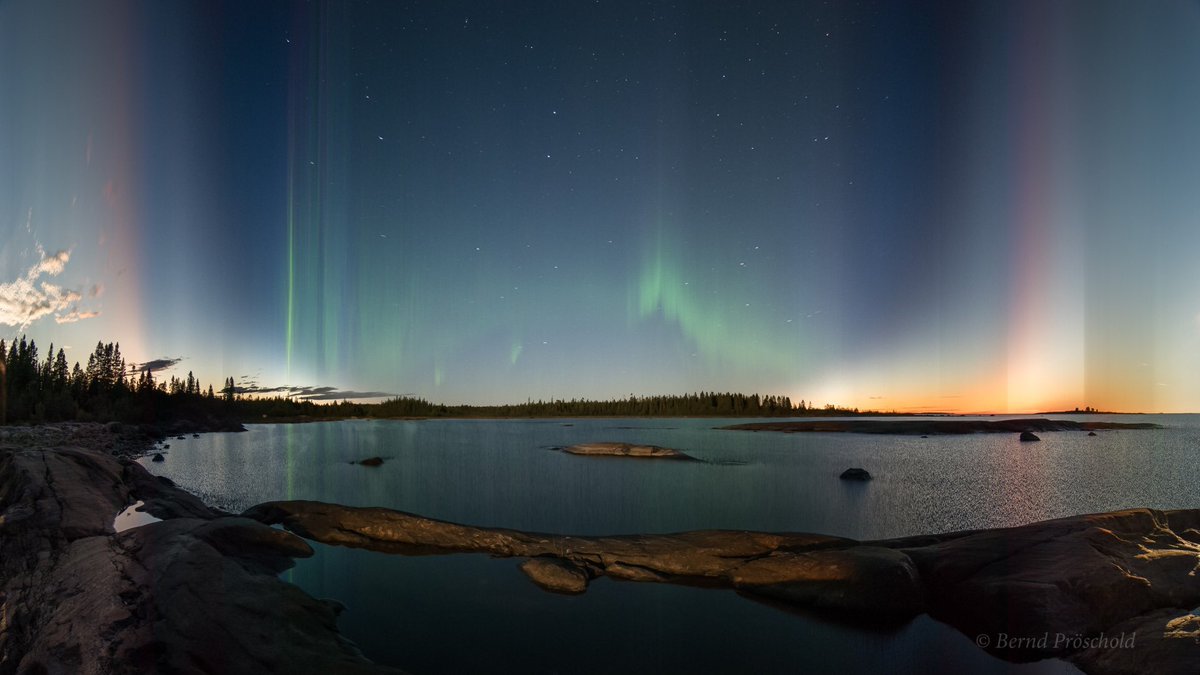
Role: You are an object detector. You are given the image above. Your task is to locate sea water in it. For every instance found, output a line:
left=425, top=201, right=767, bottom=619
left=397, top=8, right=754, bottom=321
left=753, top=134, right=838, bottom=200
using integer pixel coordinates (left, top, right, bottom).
left=143, top=415, right=1199, bottom=673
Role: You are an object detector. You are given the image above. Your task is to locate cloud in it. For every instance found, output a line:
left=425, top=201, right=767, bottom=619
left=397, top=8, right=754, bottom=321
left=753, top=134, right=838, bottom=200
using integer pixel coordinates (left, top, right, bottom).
left=294, top=387, right=394, bottom=401
left=55, top=309, right=101, bottom=324
left=0, top=249, right=98, bottom=329
left=133, top=357, right=183, bottom=373
left=231, top=381, right=394, bottom=401
left=34, top=250, right=70, bottom=275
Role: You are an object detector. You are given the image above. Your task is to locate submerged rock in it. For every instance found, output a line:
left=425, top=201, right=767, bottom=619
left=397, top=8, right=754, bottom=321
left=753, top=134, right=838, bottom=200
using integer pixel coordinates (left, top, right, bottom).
left=1019, top=431, right=1041, bottom=442
left=839, top=468, right=872, bottom=481
left=1088, top=431, right=1098, bottom=436
left=356, top=456, right=385, bottom=467
left=561, top=442, right=697, bottom=460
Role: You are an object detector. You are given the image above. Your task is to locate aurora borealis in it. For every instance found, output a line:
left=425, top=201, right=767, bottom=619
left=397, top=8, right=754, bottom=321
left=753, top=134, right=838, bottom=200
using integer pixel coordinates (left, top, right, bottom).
left=3, top=1, right=1200, bottom=413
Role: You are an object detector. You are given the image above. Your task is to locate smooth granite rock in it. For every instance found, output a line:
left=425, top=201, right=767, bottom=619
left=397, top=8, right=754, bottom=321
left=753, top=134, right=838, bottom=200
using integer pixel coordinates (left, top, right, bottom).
left=0, top=428, right=400, bottom=675
left=245, top=500, right=1200, bottom=673
left=519, top=558, right=590, bottom=594
left=561, top=442, right=697, bottom=460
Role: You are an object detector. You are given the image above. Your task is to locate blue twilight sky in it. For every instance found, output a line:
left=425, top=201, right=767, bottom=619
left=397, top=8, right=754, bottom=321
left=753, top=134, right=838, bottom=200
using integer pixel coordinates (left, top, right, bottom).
left=2, top=0, right=1200, bottom=412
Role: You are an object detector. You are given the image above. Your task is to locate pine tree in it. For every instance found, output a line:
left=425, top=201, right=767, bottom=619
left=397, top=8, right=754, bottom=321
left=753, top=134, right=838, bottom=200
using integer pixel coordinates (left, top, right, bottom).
left=52, top=349, right=69, bottom=391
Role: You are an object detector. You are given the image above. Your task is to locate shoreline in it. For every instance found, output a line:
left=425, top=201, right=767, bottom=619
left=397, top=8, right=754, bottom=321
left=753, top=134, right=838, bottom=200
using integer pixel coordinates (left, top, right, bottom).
left=242, top=412, right=1174, bottom=427
left=3, top=422, right=1196, bottom=674
left=720, top=417, right=1162, bottom=435
left=252, top=499, right=1199, bottom=672
left=0, top=423, right=399, bottom=675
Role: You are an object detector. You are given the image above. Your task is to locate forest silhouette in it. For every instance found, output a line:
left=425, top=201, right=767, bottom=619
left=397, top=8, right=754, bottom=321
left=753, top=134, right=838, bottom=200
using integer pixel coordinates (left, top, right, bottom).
left=0, top=335, right=871, bottom=426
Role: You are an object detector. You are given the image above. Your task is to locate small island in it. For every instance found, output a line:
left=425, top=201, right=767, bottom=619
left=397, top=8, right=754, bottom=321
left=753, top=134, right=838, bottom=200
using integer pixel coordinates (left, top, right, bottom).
left=560, top=442, right=697, bottom=460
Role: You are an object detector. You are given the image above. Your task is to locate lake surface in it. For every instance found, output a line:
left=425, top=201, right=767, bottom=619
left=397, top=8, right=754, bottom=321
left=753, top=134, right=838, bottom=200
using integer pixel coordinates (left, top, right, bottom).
left=141, top=415, right=1200, bottom=673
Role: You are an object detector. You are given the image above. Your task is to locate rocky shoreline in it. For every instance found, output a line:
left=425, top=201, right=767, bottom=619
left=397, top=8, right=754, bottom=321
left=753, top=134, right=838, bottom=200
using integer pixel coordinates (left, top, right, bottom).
left=0, top=424, right=399, bottom=675
left=245, top=500, right=1200, bottom=673
left=3, top=423, right=1198, bottom=674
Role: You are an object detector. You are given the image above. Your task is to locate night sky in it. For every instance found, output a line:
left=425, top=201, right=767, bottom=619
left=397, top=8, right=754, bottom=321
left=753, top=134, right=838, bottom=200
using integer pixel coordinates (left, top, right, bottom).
left=3, top=0, right=1200, bottom=412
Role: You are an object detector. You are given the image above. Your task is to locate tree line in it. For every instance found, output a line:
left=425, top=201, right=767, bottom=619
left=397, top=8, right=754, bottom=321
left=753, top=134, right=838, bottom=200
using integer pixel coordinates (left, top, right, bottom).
left=1, top=334, right=870, bottom=426
left=228, top=392, right=868, bottom=421
left=0, top=336, right=223, bottom=426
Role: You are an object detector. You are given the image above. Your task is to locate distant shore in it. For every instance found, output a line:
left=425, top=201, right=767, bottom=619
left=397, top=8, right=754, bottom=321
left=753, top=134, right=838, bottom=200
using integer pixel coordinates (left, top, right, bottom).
left=720, top=417, right=1161, bottom=435
left=243, top=412, right=1168, bottom=425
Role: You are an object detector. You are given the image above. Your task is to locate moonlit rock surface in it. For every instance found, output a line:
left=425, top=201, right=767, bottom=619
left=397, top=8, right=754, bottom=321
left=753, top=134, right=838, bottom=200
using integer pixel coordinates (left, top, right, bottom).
left=562, top=442, right=697, bottom=460
left=247, top=499, right=1200, bottom=674
left=0, top=428, right=402, bottom=675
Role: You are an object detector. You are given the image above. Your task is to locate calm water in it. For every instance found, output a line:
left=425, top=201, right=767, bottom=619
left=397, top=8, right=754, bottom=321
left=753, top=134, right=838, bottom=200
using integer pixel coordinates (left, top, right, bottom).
left=141, top=415, right=1200, bottom=673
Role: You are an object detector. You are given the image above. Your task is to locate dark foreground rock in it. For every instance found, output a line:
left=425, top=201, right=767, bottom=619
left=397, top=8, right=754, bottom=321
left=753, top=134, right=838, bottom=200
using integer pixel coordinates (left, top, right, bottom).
left=839, top=468, right=872, bottom=481
left=246, top=500, right=1200, bottom=674
left=561, top=442, right=697, bottom=460
left=0, top=427, right=399, bottom=675
left=1019, top=431, right=1041, bottom=441
left=721, top=418, right=1161, bottom=435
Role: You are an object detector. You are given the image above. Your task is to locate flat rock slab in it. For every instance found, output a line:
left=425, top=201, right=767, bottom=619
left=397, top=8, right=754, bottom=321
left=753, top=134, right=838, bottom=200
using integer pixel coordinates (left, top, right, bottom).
left=561, top=442, right=697, bottom=460
left=246, top=499, right=1200, bottom=674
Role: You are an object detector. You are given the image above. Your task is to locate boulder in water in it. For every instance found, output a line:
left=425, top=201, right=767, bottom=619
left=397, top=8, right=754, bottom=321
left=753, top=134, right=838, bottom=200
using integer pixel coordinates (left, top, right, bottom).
left=357, top=457, right=384, bottom=467
left=1019, top=431, right=1040, bottom=442
left=151, top=453, right=165, bottom=463
left=562, top=442, right=696, bottom=460
left=839, top=468, right=872, bottom=481
left=520, top=558, right=590, bottom=594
